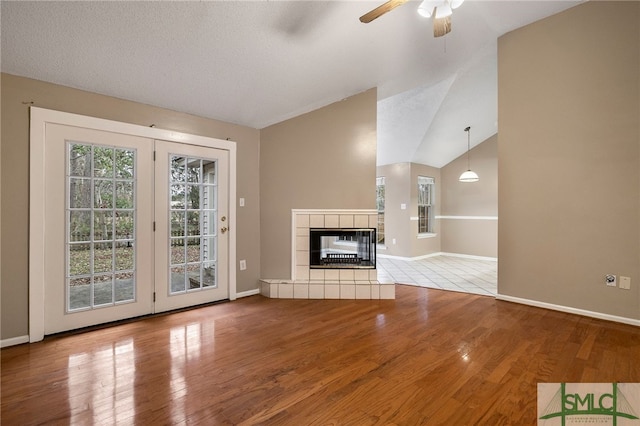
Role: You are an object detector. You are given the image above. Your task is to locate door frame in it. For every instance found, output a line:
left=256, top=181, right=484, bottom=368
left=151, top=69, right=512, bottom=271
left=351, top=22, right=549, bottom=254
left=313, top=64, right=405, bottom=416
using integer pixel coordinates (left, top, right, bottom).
left=29, top=107, right=237, bottom=342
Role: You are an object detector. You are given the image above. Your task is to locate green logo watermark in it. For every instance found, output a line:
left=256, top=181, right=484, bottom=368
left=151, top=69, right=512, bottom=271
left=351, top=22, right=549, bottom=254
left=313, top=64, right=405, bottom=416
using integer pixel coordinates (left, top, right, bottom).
left=538, top=383, right=640, bottom=425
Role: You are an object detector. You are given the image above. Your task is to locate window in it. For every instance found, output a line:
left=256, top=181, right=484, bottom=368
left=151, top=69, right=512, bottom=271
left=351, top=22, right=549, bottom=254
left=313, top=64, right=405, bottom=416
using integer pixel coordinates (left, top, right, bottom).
left=376, top=177, right=385, bottom=244
left=418, top=176, right=434, bottom=234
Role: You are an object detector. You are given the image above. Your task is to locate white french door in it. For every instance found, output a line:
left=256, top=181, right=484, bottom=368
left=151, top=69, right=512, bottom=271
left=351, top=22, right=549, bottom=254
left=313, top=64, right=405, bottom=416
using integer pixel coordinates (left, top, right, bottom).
left=43, top=124, right=154, bottom=334
left=154, top=141, right=229, bottom=312
left=39, top=123, right=231, bottom=336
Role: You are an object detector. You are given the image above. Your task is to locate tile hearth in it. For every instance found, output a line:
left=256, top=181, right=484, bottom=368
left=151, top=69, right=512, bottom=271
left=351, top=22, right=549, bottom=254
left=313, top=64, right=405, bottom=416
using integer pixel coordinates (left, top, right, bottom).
left=260, top=209, right=395, bottom=300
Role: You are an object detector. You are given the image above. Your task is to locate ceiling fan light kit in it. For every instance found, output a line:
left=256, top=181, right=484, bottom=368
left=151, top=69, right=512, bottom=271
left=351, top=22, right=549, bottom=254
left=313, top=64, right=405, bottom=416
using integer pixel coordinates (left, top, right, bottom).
left=361, top=0, right=464, bottom=38
left=434, top=2, right=453, bottom=19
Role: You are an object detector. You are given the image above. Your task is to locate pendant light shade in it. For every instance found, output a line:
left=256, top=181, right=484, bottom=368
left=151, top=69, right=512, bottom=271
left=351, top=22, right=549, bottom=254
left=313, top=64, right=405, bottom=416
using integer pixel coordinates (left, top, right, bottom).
left=459, top=126, right=479, bottom=183
left=459, top=170, right=479, bottom=182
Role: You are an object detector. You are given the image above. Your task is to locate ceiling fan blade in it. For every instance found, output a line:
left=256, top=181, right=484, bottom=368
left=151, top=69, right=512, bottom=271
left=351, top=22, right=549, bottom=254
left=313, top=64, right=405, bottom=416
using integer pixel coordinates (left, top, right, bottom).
left=433, top=15, right=451, bottom=37
left=359, top=0, right=410, bottom=23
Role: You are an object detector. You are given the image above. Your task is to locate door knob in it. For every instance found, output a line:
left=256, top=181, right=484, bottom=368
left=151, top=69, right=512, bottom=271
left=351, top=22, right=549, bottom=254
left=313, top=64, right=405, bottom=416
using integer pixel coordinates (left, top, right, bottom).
left=221, top=227, right=228, bottom=234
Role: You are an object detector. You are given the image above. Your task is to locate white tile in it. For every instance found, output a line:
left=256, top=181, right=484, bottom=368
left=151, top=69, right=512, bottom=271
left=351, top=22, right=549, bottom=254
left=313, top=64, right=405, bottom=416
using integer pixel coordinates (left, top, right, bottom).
left=270, top=283, right=279, bottom=297
left=355, top=285, right=371, bottom=299
left=340, top=284, right=356, bottom=299
left=260, top=281, right=270, bottom=297
left=325, top=270, right=340, bottom=280
left=325, top=215, right=339, bottom=228
left=294, top=284, right=309, bottom=299
left=296, top=250, right=309, bottom=266
left=325, top=284, right=340, bottom=299
left=309, top=269, right=325, bottom=280
left=369, top=270, right=378, bottom=281
left=371, top=285, right=380, bottom=299
left=296, top=235, right=309, bottom=250
left=339, top=269, right=355, bottom=281
left=296, top=227, right=309, bottom=236
left=354, top=270, right=369, bottom=281
left=339, top=215, right=354, bottom=228
left=310, top=214, right=324, bottom=228
left=369, top=214, right=378, bottom=228
left=279, top=283, right=294, bottom=298
left=354, top=214, right=369, bottom=228
left=296, top=266, right=309, bottom=281
left=296, top=214, right=309, bottom=228
left=380, top=284, right=395, bottom=299
left=309, top=284, right=324, bottom=299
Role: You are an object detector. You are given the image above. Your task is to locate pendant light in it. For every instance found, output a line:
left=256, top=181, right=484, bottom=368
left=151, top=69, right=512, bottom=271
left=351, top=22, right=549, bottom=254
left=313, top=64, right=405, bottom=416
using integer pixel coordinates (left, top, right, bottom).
left=459, top=126, right=479, bottom=182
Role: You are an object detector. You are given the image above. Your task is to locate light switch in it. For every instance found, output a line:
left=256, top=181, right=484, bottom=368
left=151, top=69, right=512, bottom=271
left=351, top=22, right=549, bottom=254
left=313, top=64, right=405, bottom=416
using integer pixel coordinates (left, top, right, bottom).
left=239, top=198, right=245, bottom=207
left=400, top=203, right=406, bottom=210
left=620, top=276, right=631, bottom=290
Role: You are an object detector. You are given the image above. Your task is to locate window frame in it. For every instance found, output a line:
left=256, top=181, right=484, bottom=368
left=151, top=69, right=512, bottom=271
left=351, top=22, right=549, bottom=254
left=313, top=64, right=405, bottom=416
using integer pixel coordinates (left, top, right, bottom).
left=376, top=177, right=385, bottom=245
left=417, top=176, right=435, bottom=235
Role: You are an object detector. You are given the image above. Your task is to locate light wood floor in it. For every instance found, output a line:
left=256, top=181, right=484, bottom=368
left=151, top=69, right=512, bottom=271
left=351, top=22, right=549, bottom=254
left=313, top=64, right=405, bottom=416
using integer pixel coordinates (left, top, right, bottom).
left=2, top=285, right=639, bottom=425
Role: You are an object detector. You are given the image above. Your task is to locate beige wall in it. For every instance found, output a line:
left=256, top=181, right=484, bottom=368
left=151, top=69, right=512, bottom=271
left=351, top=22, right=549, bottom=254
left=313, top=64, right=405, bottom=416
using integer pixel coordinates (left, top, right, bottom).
left=498, top=1, right=639, bottom=319
left=1, top=73, right=261, bottom=340
left=377, top=163, right=411, bottom=257
left=440, top=134, right=498, bottom=258
left=259, top=89, right=377, bottom=279
left=376, top=162, right=441, bottom=258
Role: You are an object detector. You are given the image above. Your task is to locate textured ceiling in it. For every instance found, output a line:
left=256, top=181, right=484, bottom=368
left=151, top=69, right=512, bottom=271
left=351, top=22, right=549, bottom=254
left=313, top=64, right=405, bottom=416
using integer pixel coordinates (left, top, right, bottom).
left=1, top=1, right=582, bottom=167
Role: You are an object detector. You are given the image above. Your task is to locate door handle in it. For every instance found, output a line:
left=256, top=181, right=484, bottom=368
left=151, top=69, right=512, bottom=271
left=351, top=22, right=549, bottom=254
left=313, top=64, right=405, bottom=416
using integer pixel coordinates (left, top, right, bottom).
left=221, top=227, right=228, bottom=234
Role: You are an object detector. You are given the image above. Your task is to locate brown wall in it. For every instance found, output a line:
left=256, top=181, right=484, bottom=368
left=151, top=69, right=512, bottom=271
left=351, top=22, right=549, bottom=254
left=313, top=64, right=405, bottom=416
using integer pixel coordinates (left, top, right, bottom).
left=259, top=89, right=377, bottom=279
left=498, top=1, right=639, bottom=319
left=440, top=134, right=498, bottom=258
left=0, top=73, right=262, bottom=340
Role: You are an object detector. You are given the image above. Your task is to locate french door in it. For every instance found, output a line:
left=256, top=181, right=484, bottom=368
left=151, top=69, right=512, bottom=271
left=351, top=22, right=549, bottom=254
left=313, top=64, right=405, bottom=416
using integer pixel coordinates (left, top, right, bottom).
left=40, top=123, right=229, bottom=335
left=154, top=141, right=229, bottom=312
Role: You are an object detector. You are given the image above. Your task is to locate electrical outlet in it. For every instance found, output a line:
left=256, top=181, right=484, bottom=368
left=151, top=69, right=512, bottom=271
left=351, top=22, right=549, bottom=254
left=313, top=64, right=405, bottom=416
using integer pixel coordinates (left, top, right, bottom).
left=620, top=276, right=631, bottom=290
left=239, top=260, right=247, bottom=271
left=605, top=274, right=617, bottom=287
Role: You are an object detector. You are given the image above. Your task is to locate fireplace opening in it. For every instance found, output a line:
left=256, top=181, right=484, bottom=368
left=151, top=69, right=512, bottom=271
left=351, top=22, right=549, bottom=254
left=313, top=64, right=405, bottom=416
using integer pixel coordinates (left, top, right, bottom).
left=309, top=228, right=376, bottom=269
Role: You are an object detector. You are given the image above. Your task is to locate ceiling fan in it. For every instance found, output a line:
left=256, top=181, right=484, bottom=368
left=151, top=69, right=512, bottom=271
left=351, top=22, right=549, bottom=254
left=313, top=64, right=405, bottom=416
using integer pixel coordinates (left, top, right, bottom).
left=359, top=0, right=465, bottom=37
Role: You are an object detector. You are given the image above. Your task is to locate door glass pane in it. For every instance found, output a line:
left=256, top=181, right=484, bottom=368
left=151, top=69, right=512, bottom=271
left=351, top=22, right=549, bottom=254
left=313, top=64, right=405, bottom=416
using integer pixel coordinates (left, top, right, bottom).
left=66, top=142, right=137, bottom=312
left=69, top=178, right=91, bottom=208
left=169, top=155, right=218, bottom=294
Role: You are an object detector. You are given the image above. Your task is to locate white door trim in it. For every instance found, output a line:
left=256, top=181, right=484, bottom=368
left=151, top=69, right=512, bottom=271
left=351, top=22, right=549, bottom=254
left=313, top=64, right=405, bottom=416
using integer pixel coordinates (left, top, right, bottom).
left=29, top=107, right=237, bottom=342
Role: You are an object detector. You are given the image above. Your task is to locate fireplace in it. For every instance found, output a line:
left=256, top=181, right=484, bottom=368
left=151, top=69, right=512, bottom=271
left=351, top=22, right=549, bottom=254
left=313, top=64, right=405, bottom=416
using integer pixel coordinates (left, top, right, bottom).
left=260, top=209, right=394, bottom=300
left=309, top=228, right=376, bottom=269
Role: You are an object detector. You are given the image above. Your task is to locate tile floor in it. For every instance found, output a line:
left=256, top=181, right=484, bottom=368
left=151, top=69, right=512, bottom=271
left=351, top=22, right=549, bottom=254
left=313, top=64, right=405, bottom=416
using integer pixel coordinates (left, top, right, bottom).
left=376, top=255, right=497, bottom=297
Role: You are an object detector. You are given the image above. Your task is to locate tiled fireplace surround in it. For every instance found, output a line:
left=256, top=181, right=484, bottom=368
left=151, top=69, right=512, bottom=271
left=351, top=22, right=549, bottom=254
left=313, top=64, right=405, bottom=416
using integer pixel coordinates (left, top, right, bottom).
left=260, top=209, right=395, bottom=300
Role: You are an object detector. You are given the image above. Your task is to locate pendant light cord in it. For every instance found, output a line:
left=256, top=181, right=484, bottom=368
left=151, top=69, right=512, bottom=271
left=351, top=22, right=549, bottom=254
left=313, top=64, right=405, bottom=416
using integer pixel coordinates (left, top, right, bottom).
left=464, top=126, right=471, bottom=170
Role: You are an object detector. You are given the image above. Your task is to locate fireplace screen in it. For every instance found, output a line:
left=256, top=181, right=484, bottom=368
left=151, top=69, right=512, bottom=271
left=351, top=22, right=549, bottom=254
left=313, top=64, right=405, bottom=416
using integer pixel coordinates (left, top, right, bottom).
left=309, top=228, right=376, bottom=269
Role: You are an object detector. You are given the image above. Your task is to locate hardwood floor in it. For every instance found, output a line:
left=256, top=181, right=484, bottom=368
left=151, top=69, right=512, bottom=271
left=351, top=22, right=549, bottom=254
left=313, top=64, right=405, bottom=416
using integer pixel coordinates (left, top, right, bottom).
left=2, top=285, right=639, bottom=425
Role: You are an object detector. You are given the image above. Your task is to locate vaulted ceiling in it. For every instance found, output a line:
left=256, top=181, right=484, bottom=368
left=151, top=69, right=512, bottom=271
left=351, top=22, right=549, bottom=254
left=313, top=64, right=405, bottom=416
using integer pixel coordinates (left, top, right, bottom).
left=1, top=1, right=582, bottom=167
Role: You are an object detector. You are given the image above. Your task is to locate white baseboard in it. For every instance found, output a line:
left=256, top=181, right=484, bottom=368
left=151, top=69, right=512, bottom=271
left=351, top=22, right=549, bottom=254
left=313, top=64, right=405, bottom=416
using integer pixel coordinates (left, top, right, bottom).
left=1, top=335, right=29, bottom=348
left=236, top=288, right=260, bottom=298
left=378, top=252, right=442, bottom=261
left=378, top=252, right=497, bottom=262
left=440, top=252, right=498, bottom=262
left=496, top=294, right=640, bottom=327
